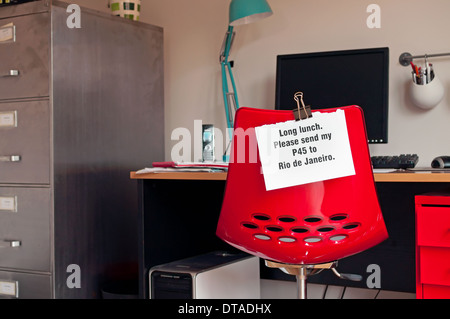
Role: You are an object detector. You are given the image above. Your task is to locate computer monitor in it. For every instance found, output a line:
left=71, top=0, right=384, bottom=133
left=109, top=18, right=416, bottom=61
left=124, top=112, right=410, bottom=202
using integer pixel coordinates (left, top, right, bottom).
left=275, top=47, right=389, bottom=143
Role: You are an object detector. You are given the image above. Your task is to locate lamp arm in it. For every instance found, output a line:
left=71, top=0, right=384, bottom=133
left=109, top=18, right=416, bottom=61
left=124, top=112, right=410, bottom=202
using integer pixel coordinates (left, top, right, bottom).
left=221, top=62, right=233, bottom=132
left=220, top=26, right=240, bottom=136
left=220, top=26, right=234, bottom=63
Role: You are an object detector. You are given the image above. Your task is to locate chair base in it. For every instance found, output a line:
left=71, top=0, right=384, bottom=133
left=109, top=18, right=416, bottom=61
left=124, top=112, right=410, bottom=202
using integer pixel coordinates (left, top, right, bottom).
left=265, top=260, right=363, bottom=299
left=265, top=260, right=337, bottom=299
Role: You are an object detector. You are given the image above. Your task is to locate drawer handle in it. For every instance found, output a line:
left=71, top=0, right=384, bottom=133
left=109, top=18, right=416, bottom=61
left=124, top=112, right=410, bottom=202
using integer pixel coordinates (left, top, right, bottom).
left=0, top=70, right=19, bottom=77
left=0, top=240, right=21, bottom=248
left=0, top=155, right=21, bottom=162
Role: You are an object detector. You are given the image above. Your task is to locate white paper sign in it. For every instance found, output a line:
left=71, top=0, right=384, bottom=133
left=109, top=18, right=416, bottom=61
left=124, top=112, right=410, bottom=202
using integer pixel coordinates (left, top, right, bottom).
left=255, top=109, right=355, bottom=191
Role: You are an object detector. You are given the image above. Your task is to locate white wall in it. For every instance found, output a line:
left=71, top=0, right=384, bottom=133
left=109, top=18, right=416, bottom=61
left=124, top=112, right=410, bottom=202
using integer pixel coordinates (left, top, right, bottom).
left=66, top=0, right=450, bottom=167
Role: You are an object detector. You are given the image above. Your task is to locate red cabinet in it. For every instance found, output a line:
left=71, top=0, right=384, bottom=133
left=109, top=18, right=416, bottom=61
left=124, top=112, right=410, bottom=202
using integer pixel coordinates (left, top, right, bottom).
left=416, top=194, right=450, bottom=299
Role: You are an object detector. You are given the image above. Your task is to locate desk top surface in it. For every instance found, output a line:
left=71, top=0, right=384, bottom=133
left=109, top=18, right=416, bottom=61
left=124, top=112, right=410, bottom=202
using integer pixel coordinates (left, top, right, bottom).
left=130, top=168, right=450, bottom=183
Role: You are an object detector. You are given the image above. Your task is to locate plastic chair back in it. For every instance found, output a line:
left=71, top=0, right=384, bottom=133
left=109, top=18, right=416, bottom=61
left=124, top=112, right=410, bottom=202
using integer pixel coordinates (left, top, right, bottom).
left=216, top=106, right=388, bottom=264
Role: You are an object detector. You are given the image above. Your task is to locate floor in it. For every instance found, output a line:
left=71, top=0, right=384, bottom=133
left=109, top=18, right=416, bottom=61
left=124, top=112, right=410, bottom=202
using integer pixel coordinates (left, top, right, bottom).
left=260, top=279, right=416, bottom=299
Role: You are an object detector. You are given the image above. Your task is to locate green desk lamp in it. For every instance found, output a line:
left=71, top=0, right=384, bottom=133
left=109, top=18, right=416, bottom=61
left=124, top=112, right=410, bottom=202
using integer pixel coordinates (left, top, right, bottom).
left=220, top=0, right=272, bottom=159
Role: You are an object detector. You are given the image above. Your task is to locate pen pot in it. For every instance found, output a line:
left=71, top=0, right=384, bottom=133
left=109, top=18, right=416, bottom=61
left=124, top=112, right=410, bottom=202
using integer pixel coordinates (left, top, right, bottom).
left=109, top=0, right=141, bottom=21
left=410, top=75, right=445, bottom=110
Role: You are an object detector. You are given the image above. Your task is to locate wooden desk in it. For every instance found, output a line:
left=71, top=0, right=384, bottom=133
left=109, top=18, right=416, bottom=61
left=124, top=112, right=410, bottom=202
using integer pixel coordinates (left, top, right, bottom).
left=373, top=170, right=450, bottom=183
left=131, top=169, right=450, bottom=298
left=130, top=169, right=450, bottom=182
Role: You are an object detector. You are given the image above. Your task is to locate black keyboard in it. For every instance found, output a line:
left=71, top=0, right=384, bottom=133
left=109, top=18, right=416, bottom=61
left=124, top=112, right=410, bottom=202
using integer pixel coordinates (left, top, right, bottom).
left=371, top=154, right=419, bottom=169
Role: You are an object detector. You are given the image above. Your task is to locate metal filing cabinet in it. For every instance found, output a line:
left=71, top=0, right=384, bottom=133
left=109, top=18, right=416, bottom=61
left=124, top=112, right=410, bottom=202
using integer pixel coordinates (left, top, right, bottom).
left=0, top=1, right=164, bottom=298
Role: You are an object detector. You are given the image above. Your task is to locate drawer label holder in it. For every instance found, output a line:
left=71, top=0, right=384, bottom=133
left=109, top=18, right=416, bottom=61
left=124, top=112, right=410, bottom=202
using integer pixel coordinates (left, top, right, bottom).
left=0, top=196, right=17, bottom=212
left=0, top=280, right=18, bottom=298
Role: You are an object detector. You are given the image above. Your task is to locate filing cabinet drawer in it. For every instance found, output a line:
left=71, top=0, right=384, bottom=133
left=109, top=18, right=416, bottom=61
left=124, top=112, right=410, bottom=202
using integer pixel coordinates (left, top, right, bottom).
left=0, top=99, right=50, bottom=184
left=0, top=270, right=51, bottom=299
left=0, top=12, right=49, bottom=99
left=416, top=205, right=450, bottom=248
left=418, top=247, right=450, bottom=286
left=0, top=187, right=50, bottom=272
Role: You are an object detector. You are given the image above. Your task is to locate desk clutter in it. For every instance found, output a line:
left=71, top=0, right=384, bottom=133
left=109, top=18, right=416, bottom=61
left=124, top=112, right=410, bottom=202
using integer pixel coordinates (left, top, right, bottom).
left=409, top=62, right=444, bottom=109
left=399, top=52, right=446, bottom=109
left=135, top=161, right=228, bottom=174
left=410, top=61, right=434, bottom=85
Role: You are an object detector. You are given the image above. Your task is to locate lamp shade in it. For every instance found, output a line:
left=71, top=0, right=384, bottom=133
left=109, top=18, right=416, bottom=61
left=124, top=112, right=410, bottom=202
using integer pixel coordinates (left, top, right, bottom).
left=229, top=0, right=273, bottom=26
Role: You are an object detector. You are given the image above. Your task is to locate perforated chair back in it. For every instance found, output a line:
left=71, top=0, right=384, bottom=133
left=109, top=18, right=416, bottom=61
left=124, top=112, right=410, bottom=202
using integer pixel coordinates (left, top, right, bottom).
left=216, top=106, right=388, bottom=265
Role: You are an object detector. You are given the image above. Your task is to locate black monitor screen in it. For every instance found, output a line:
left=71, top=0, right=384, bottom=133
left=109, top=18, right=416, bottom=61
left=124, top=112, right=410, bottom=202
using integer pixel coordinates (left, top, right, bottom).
left=275, top=47, right=389, bottom=143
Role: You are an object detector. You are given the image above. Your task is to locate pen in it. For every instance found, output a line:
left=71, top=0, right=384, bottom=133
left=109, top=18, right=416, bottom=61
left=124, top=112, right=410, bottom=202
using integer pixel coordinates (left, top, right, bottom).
left=429, top=63, right=435, bottom=82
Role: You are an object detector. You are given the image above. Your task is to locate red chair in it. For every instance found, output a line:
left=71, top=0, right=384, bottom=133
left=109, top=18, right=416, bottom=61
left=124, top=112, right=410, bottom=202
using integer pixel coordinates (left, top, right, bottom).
left=216, top=105, right=388, bottom=298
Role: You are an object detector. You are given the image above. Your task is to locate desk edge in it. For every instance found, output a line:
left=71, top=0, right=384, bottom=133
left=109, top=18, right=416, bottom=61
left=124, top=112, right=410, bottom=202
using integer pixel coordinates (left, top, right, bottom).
left=130, top=171, right=450, bottom=183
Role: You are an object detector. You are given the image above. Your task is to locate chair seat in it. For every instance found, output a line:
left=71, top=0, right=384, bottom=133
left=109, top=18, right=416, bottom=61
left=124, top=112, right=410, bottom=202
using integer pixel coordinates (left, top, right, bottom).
left=216, top=106, right=388, bottom=265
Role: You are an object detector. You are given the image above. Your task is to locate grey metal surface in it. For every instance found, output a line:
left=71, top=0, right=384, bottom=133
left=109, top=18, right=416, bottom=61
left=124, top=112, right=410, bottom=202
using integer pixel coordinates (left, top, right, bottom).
left=0, top=12, right=50, bottom=100
left=52, top=3, right=163, bottom=298
left=0, top=270, right=52, bottom=299
left=0, top=0, right=164, bottom=299
left=0, top=186, right=51, bottom=272
left=0, top=99, right=50, bottom=184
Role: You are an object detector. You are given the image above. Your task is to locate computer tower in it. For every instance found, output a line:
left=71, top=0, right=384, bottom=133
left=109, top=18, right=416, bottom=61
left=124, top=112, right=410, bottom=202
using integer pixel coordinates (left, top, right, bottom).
left=149, top=251, right=260, bottom=299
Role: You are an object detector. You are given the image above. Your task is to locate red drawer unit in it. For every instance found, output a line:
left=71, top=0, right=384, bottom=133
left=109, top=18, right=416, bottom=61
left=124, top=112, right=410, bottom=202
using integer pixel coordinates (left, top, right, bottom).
left=416, top=193, right=450, bottom=299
